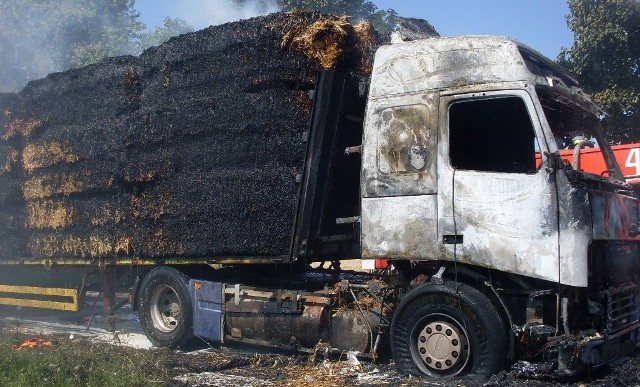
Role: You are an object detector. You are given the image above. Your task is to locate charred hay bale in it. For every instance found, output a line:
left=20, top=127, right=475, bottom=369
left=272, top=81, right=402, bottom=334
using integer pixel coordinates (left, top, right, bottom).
left=125, top=94, right=310, bottom=164
left=138, top=13, right=320, bottom=108
left=0, top=142, right=20, bottom=177
left=0, top=173, right=22, bottom=207
left=0, top=137, right=24, bottom=260
left=0, top=11, right=379, bottom=261
left=0, top=97, right=27, bottom=258
left=0, top=141, right=23, bottom=207
left=0, top=92, right=18, bottom=135
left=0, top=174, right=21, bottom=206
left=121, top=93, right=308, bottom=257
left=27, top=229, right=133, bottom=260
left=20, top=160, right=123, bottom=201
left=0, top=205, right=28, bottom=259
left=172, top=169, right=297, bottom=257
left=25, top=195, right=131, bottom=232
left=130, top=168, right=298, bottom=257
left=122, top=157, right=301, bottom=258
left=25, top=194, right=134, bottom=259
left=15, top=56, right=140, bottom=127
left=1, top=115, right=44, bottom=144
left=20, top=117, right=129, bottom=176
left=22, top=140, right=79, bottom=173
left=282, top=14, right=378, bottom=71
left=123, top=105, right=215, bottom=148
left=18, top=117, right=133, bottom=209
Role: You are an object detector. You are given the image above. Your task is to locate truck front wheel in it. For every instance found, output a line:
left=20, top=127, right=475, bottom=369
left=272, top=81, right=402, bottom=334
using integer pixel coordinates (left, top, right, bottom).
left=138, top=266, right=193, bottom=348
left=390, top=281, right=506, bottom=378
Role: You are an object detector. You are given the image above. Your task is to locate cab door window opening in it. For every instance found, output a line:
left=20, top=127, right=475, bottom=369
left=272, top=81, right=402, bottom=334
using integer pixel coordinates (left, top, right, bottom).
left=449, top=96, right=540, bottom=174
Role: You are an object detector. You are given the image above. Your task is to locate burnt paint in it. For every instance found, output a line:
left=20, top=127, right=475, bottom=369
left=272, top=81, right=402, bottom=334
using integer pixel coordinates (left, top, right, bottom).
left=361, top=36, right=637, bottom=288
left=554, top=173, right=592, bottom=287
left=590, top=190, right=640, bottom=241
left=362, top=93, right=438, bottom=198
left=378, top=107, right=430, bottom=174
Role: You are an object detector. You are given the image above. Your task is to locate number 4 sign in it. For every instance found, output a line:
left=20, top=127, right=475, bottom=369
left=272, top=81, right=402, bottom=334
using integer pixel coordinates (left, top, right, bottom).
left=625, top=148, right=640, bottom=177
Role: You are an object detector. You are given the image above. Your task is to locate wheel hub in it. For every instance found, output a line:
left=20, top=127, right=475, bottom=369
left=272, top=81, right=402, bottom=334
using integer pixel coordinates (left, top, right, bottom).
left=417, top=320, right=465, bottom=371
left=150, top=284, right=181, bottom=333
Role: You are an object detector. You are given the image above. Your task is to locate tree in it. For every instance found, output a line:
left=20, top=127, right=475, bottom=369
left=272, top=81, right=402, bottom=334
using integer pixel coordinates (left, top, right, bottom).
left=140, top=17, right=194, bottom=49
left=281, top=0, right=397, bottom=34
left=559, top=0, right=640, bottom=143
left=232, top=0, right=398, bottom=34
left=0, top=0, right=144, bottom=92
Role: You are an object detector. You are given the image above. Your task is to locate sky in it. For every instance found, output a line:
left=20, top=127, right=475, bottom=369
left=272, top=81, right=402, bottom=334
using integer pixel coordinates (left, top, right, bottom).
left=133, top=0, right=574, bottom=60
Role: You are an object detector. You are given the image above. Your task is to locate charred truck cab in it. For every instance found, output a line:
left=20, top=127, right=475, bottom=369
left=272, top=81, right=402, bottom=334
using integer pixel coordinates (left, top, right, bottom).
left=361, top=36, right=640, bottom=376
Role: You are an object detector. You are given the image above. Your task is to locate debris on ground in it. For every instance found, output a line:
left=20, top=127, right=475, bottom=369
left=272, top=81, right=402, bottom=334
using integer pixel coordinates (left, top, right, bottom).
left=12, top=337, right=52, bottom=349
left=3, top=310, right=640, bottom=387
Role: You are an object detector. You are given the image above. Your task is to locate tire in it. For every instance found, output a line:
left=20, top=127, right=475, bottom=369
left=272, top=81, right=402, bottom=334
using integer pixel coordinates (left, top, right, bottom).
left=391, top=281, right=507, bottom=378
left=138, top=266, right=193, bottom=348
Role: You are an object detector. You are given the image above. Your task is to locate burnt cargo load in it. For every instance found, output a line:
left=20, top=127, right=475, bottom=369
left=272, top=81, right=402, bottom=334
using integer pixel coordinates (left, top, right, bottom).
left=0, top=12, right=375, bottom=262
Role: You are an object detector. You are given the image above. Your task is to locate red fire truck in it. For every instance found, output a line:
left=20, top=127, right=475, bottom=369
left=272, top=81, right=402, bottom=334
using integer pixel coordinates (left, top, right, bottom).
left=562, top=142, right=640, bottom=185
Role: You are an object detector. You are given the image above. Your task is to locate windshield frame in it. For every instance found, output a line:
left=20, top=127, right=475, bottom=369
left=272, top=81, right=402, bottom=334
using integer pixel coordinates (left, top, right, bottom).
left=536, top=85, right=625, bottom=182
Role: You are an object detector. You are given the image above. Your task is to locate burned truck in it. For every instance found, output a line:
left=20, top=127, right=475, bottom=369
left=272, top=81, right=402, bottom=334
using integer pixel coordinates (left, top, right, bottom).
left=0, top=12, right=639, bottom=379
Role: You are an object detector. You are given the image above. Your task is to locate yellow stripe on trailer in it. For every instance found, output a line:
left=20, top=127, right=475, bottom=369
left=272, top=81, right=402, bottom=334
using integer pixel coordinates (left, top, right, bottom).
left=0, top=285, right=79, bottom=311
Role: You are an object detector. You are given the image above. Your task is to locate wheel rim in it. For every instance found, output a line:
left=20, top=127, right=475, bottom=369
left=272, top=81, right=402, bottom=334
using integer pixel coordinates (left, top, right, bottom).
left=149, top=284, right=182, bottom=333
left=411, top=313, right=470, bottom=376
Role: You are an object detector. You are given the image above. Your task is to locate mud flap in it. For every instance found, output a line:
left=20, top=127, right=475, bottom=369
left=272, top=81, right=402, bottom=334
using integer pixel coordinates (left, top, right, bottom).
left=190, top=280, right=224, bottom=343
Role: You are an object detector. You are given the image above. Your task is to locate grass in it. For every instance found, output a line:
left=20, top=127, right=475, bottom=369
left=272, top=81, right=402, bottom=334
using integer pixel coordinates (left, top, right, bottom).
left=0, top=326, right=173, bottom=387
left=0, top=318, right=408, bottom=387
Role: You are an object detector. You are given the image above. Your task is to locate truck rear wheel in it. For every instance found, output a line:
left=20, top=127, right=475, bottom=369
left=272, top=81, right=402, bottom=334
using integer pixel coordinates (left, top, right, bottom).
left=391, top=281, right=506, bottom=378
left=138, top=266, right=193, bottom=348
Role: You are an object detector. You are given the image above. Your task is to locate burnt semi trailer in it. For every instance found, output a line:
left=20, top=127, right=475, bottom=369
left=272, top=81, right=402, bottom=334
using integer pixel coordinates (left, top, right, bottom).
left=1, top=12, right=640, bottom=379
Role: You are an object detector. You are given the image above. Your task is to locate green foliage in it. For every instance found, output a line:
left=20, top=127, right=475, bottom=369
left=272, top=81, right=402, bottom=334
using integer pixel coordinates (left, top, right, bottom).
left=559, top=0, right=640, bottom=143
left=233, top=0, right=398, bottom=34
left=367, top=8, right=399, bottom=35
left=140, top=17, right=194, bottom=49
left=281, top=0, right=397, bottom=34
left=0, top=0, right=145, bottom=92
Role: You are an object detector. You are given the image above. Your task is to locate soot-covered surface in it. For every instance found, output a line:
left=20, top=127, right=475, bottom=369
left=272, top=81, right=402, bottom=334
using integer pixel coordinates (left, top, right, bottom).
left=0, top=12, right=373, bottom=261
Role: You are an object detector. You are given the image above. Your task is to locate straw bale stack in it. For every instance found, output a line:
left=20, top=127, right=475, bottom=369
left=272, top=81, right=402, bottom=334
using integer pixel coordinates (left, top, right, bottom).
left=15, top=56, right=140, bottom=127
left=0, top=12, right=377, bottom=261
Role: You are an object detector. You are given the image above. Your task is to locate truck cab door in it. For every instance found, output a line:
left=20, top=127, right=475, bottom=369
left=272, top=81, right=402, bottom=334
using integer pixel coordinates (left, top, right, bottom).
left=437, top=90, right=561, bottom=283
left=360, top=93, right=439, bottom=259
